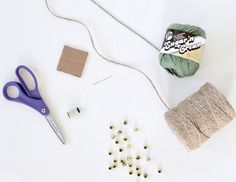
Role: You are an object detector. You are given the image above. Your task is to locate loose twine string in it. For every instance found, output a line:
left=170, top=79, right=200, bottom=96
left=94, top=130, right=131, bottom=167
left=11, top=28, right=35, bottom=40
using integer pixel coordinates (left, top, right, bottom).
left=90, top=0, right=161, bottom=52
left=45, top=0, right=170, bottom=110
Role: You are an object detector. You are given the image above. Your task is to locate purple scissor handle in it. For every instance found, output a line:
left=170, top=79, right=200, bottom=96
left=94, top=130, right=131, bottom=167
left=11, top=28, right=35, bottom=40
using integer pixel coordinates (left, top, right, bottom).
left=2, top=65, right=65, bottom=144
left=3, top=65, right=49, bottom=116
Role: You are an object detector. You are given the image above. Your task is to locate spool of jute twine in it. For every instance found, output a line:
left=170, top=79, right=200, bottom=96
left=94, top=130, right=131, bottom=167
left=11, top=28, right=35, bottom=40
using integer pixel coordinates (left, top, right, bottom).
left=45, top=0, right=235, bottom=150
left=165, top=83, right=236, bottom=150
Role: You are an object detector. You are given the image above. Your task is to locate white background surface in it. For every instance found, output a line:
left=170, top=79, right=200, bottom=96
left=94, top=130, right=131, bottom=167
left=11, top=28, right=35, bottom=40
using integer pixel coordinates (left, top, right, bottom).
left=0, top=0, right=236, bottom=181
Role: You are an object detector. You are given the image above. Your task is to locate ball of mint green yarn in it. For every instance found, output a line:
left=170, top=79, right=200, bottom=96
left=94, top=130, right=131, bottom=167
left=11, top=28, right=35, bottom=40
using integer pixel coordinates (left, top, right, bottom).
left=159, top=23, right=206, bottom=78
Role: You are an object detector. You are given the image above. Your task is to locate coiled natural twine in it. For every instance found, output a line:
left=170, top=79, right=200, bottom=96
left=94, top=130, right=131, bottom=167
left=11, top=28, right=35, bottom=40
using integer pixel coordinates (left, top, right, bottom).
left=160, top=23, right=206, bottom=78
left=165, top=83, right=235, bottom=150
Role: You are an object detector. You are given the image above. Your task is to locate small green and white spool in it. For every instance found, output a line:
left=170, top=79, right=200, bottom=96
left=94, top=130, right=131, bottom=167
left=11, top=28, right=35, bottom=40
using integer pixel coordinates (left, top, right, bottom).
left=67, top=107, right=80, bottom=118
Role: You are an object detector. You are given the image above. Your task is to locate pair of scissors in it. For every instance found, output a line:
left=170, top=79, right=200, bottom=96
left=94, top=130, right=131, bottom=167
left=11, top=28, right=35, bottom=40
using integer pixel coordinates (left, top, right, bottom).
left=3, top=65, right=65, bottom=145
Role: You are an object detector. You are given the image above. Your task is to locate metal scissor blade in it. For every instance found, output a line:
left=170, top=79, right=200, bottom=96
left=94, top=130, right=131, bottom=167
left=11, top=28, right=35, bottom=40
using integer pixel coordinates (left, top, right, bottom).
left=45, top=115, right=65, bottom=145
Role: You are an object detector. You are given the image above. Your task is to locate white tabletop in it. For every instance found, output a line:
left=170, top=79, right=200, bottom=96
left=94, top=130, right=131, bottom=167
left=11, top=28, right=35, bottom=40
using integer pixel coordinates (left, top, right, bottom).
left=0, top=0, right=236, bottom=182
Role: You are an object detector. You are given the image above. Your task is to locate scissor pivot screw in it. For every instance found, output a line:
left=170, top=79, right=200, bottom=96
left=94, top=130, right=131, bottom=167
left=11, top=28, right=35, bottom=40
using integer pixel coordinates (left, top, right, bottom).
left=41, top=108, right=46, bottom=113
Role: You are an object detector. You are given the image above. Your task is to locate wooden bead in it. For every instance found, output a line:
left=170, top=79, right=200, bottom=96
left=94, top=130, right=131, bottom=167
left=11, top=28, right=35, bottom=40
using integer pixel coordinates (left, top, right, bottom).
left=127, top=155, right=132, bottom=161
left=108, top=167, right=113, bottom=170
left=117, top=130, right=123, bottom=135
left=136, top=155, right=141, bottom=160
left=109, top=125, right=114, bottom=130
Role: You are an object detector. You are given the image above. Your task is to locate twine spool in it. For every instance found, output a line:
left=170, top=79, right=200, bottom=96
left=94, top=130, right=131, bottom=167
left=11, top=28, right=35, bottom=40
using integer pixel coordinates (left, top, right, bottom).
left=160, top=23, right=206, bottom=78
left=165, top=83, right=236, bottom=150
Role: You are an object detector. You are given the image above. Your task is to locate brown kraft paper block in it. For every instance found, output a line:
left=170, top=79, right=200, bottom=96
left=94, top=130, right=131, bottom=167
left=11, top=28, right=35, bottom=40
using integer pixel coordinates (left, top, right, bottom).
left=57, top=45, right=88, bottom=77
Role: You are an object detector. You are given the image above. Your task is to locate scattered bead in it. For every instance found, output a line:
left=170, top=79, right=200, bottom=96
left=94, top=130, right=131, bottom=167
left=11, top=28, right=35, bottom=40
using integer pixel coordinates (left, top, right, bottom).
left=108, top=151, right=112, bottom=156
left=144, top=173, right=148, bottom=178
left=123, top=120, right=128, bottom=125
left=115, top=140, right=119, bottom=144
left=127, top=155, right=132, bottom=161
left=137, top=172, right=141, bottom=177
left=108, top=166, right=113, bottom=170
left=144, top=145, right=148, bottom=150
left=117, top=130, right=123, bottom=135
left=113, top=159, right=117, bottom=163
left=109, top=125, right=114, bottom=130
left=158, top=169, right=162, bottom=174
left=129, top=171, right=133, bottom=175
left=123, top=137, right=128, bottom=142
left=136, top=155, right=141, bottom=160
left=119, top=148, right=123, bottom=152
left=136, top=167, right=140, bottom=171
left=128, top=163, right=133, bottom=168
left=113, top=164, right=117, bottom=168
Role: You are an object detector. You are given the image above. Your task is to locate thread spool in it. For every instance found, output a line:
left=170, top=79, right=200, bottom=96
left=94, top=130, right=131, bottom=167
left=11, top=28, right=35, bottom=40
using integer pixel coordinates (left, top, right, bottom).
left=67, top=107, right=80, bottom=118
left=165, top=83, right=236, bottom=150
left=160, top=23, right=206, bottom=78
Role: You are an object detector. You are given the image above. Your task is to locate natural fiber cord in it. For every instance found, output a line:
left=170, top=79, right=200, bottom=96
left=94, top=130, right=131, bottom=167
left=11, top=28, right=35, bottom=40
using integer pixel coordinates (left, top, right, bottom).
left=165, top=83, right=236, bottom=150
left=90, top=0, right=161, bottom=52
